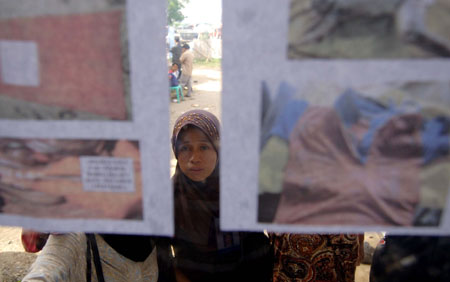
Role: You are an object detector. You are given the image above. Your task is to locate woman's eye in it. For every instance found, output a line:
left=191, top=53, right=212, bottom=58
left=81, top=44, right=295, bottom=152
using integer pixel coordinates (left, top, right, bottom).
left=200, top=145, right=210, bottom=150
left=179, top=146, right=189, bottom=152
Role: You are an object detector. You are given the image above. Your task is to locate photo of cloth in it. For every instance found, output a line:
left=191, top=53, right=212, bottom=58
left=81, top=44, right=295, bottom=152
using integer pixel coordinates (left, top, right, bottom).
left=259, top=84, right=450, bottom=226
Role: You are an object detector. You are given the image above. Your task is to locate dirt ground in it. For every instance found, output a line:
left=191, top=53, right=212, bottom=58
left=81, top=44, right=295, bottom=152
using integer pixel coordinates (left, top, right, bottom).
left=0, top=64, right=376, bottom=281
left=169, top=64, right=222, bottom=128
left=0, top=227, right=36, bottom=282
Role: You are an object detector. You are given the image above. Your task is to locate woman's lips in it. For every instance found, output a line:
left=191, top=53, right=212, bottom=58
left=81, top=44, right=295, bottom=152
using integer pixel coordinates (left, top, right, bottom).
left=189, top=168, right=203, bottom=172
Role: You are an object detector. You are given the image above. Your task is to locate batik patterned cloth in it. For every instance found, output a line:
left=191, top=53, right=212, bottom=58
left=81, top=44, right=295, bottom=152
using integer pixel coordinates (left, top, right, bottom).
left=271, top=234, right=360, bottom=282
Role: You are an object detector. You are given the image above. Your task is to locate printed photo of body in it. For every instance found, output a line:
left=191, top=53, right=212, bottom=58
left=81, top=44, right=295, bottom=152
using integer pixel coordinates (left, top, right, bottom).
left=0, top=138, right=143, bottom=219
left=258, top=80, right=450, bottom=227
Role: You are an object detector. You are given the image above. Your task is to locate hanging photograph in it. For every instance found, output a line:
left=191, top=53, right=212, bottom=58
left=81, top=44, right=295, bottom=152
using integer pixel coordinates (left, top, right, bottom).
left=287, top=0, right=450, bottom=59
left=0, top=0, right=131, bottom=120
left=0, top=138, right=143, bottom=220
left=257, top=80, right=450, bottom=227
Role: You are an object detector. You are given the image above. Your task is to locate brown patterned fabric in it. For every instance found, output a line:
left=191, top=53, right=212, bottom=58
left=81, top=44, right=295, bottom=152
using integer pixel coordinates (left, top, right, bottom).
left=271, top=234, right=360, bottom=282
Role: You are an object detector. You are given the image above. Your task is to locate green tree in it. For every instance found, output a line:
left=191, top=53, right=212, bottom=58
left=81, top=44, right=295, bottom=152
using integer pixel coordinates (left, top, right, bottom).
left=167, top=0, right=189, bottom=25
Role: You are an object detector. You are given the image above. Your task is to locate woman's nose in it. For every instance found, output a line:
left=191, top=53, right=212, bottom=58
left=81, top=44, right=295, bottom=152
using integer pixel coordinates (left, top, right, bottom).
left=189, top=150, right=202, bottom=163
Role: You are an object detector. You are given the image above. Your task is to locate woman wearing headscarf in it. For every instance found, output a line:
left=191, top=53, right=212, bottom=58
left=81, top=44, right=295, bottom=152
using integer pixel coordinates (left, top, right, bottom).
left=158, top=110, right=273, bottom=282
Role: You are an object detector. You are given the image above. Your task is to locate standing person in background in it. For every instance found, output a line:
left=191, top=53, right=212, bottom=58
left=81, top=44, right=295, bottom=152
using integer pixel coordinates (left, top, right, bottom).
left=170, top=37, right=182, bottom=78
left=179, top=44, right=194, bottom=97
left=157, top=110, right=273, bottom=282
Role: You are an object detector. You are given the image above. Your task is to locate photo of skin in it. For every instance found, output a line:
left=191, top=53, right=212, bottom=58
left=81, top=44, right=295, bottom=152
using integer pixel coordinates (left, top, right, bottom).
left=0, top=0, right=131, bottom=120
left=288, top=0, right=450, bottom=59
left=0, top=138, right=143, bottom=220
left=258, top=80, right=450, bottom=227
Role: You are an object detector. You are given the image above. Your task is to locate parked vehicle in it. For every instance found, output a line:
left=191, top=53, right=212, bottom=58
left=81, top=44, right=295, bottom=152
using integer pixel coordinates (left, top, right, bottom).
left=175, top=24, right=198, bottom=42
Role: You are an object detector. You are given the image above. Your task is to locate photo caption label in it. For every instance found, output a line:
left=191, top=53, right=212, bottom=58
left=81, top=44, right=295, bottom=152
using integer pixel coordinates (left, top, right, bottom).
left=80, top=156, right=135, bottom=193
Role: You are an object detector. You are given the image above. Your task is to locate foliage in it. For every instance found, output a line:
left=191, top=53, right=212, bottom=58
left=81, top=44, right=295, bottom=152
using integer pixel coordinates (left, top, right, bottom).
left=167, top=0, right=189, bottom=25
left=194, top=58, right=221, bottom=69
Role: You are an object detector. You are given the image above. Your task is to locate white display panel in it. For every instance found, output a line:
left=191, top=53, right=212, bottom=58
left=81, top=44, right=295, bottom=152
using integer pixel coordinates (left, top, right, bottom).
left=0, top=0, right=172, bottom=235
left=222, top=0, right=450, bottom=235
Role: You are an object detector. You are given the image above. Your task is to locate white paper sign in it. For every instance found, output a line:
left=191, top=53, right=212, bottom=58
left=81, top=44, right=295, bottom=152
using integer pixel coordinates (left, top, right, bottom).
left=0, top=40, right=39, bottom=87
left=81, top=156, right=135, bottom=193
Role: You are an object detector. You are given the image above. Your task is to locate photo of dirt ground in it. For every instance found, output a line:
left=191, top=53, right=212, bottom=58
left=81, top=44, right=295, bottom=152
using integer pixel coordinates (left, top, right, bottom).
left=0, top=0, right=131, bottom=120
left=288, top=0, right=450, bottom=59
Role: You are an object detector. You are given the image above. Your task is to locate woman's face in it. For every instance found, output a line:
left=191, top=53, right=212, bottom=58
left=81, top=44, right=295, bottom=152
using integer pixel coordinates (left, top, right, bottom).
left=177, top=127, right=218, bottom=182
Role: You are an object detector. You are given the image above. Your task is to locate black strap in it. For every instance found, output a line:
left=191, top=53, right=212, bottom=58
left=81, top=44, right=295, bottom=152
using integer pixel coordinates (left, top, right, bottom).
left=86, top=236, right=92, bottom=282
left=86, top=234, right=105, bottom=282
